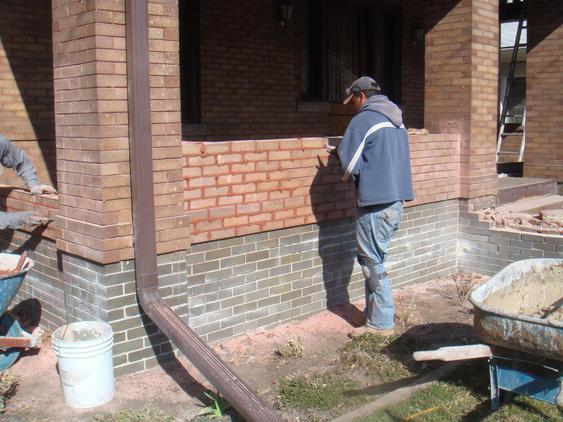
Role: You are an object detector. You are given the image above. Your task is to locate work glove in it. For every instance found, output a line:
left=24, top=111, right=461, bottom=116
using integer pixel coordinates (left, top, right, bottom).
left=29, top=184, right=57, bottom=195
left=0, top=211, right=49, bottom=230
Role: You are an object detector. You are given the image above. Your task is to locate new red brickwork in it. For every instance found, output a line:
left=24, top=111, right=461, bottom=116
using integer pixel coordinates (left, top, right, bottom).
left=183, top=134, right=460, bottom=243
left=52, top=0, right=188, bottom=264
left=524, top=0, right=563, bottom=182
left=424, top=0, right=498, bottom=199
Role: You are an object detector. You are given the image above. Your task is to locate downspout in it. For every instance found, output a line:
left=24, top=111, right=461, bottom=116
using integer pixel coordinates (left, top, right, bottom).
left=125, top=2, right=281, bottom=421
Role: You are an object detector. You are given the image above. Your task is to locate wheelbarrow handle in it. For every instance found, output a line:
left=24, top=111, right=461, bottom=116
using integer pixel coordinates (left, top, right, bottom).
left=413, top=344, right=492, bottom=362
left=0, top=336, right=38, bottom=349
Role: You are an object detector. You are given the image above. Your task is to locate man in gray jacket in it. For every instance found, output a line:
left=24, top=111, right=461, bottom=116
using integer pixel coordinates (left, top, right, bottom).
left=0, top=134, right=56, bottom=230
left=336, top=77, right=413, bottom=337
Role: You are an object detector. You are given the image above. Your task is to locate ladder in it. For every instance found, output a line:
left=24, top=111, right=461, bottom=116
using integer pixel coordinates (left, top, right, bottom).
left=496, top=1, right=527, bottom=163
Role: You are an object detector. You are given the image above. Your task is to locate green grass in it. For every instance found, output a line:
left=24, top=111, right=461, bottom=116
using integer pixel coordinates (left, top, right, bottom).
left=278, top=372, right=362, bottom=411
left=91, top=408, right=174, bottom=422
left=338, top=333, right=416, bottom=382
left=358, top=361, right=563, bottom=422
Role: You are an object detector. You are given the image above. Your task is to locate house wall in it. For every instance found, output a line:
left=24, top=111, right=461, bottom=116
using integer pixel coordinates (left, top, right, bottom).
left=424, top=0, right=498, bottom=199
left=52, top=0, right=189, bottom=264
left=183, top=134, right=460, bottom=243
left=188, top=0, right=424, bottom=141
left=0, top=0, right=56, bottom=187
left=524, top=0, right=563, bottom=182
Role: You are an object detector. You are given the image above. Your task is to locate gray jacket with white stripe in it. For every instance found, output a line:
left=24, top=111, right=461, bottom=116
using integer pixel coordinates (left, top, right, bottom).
left=336, top=95, right=414, bottom=207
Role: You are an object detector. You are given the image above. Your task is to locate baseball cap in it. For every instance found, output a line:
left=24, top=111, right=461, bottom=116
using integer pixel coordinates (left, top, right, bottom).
left=343, top=76, right=381, bottom=104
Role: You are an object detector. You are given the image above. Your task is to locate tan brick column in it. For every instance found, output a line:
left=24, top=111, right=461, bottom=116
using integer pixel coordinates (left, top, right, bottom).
left=524, top=0, right=563, bottom=182
left=424, top=0, right=499, bottom=199
left=52, top=0, right=188, bottom=264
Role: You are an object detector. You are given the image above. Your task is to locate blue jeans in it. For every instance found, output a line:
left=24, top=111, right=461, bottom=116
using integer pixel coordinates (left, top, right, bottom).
left=356, top=201, right=403, bottom=330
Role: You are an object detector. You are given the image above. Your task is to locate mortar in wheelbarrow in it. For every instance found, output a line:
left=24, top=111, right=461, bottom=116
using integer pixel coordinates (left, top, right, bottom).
left=0, top=252, right=34, bottom=316
left=469, top=258, right=563, bottom=361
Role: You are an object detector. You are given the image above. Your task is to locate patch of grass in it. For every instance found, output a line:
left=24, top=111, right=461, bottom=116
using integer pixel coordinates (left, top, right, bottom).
left=277, top=372, right=361, bottom=410
left=92, top=407, right=174, bottom=422
left=275, top=339, right=304, bottom=359
left=0, top=371, right=16, bottom=413
left=358, top=361, right=563, bottom=422
left=339, top=334, right=413, bottom=382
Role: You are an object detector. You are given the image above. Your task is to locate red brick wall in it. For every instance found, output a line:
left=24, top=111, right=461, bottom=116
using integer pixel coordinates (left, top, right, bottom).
left=424, top=0, right=498, bottom=199
left=0, top=0, right=56, bottom=187
left=524, top=0, right=563, bottom=181
left=53, top=0, right=188, bottom=264
left=183, top=134, right=460, bottom=243
left=189, top=0, right=424, bottom=141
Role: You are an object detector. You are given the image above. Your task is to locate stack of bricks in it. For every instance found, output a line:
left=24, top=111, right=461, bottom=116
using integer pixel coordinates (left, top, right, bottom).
left=183, top=134, right=460, bottom=244
left=0, top=0, right=56, bottom=187
left=52, top=0, right=188, bottom=264
left=424, top=0, right=498, bottom=199
left=524, top=0, right=563, bottom=182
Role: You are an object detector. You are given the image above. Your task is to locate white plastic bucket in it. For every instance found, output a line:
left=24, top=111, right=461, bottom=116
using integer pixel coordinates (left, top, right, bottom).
left=52, top=321, right=114, bottom=408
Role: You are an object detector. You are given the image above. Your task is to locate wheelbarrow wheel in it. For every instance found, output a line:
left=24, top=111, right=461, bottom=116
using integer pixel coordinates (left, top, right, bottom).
left=0, top=314, right=23, bottom=370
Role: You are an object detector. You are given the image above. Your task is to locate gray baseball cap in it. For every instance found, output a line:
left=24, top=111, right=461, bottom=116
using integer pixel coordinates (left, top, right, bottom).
left=343, top=76, right=381, bottom=104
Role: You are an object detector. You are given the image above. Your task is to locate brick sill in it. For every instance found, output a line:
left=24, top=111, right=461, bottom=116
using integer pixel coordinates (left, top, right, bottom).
left=0, top=185, right=58, bottom=240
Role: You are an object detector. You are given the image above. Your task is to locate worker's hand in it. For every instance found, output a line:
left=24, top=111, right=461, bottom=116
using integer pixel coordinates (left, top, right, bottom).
left=30, top=184, right=57, bottom=195
left=0, top=211, right=50, bottom=230
left=21, top=211, right=50, bottom=227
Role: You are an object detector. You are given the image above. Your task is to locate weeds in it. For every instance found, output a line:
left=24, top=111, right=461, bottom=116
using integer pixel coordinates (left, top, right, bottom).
left=0, top=371, right=16, bottom=413
left=92, top=407, right=173, bottom=422
left=394, top=297, right=417, bottom=329
left=277, top=372, right=359, bottom=410
left=339, top=334, right=413, bottom=382
left=275, top=339, right=304, bottom=359
left=452, top=272, right=481, bottom=302
left=198, top=391, right=232, bottom=419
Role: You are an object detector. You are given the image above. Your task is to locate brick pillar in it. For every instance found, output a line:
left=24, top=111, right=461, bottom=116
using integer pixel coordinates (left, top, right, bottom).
left=524, top=0, right=563, bottom=182
left=424, top=0, right=498, bottom=199
left=52, top=0, right=189, bottom=264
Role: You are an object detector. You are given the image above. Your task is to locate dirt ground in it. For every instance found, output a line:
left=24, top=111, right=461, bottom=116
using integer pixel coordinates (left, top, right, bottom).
left=1, top=272, right=486, bottom=422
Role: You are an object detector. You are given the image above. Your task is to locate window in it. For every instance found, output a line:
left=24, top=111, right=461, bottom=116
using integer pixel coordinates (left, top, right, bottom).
left=179, top=0, right=201, bottom=125
left=302, top=1, right=401, bottom=104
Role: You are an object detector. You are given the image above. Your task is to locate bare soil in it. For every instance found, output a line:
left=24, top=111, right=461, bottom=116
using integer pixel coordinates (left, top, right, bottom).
left=1, top=273, right=486, bottom=421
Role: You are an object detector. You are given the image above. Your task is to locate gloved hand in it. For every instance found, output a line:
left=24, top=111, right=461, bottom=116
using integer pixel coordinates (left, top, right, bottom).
left=29, top=184, right=57, bottom=195
left=0, top=211, right=49, bottom=230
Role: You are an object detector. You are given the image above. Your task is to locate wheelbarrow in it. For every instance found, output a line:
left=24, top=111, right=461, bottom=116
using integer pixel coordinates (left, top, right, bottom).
left=0, top=252, right=38, bottom=370
left=413, top=259, right=563, bottom=410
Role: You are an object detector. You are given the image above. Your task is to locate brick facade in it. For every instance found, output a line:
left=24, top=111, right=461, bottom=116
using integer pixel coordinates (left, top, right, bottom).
left=52, top=0, right=189, bottom=264
left=424, top=0, right=498, bottom=199
left=187, top=0, right=424, bottom=141
left=4, top=0, right=562, bottom=380
left=0, top=0, right=56, bottom=187
left=524, top=0, right=563, bottom=182
left=183, top=134, right=460, bottom=243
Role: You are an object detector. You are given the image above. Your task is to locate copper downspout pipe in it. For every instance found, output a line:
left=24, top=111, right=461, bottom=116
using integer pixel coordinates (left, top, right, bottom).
left=125, top=2, right=281, bottom=421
